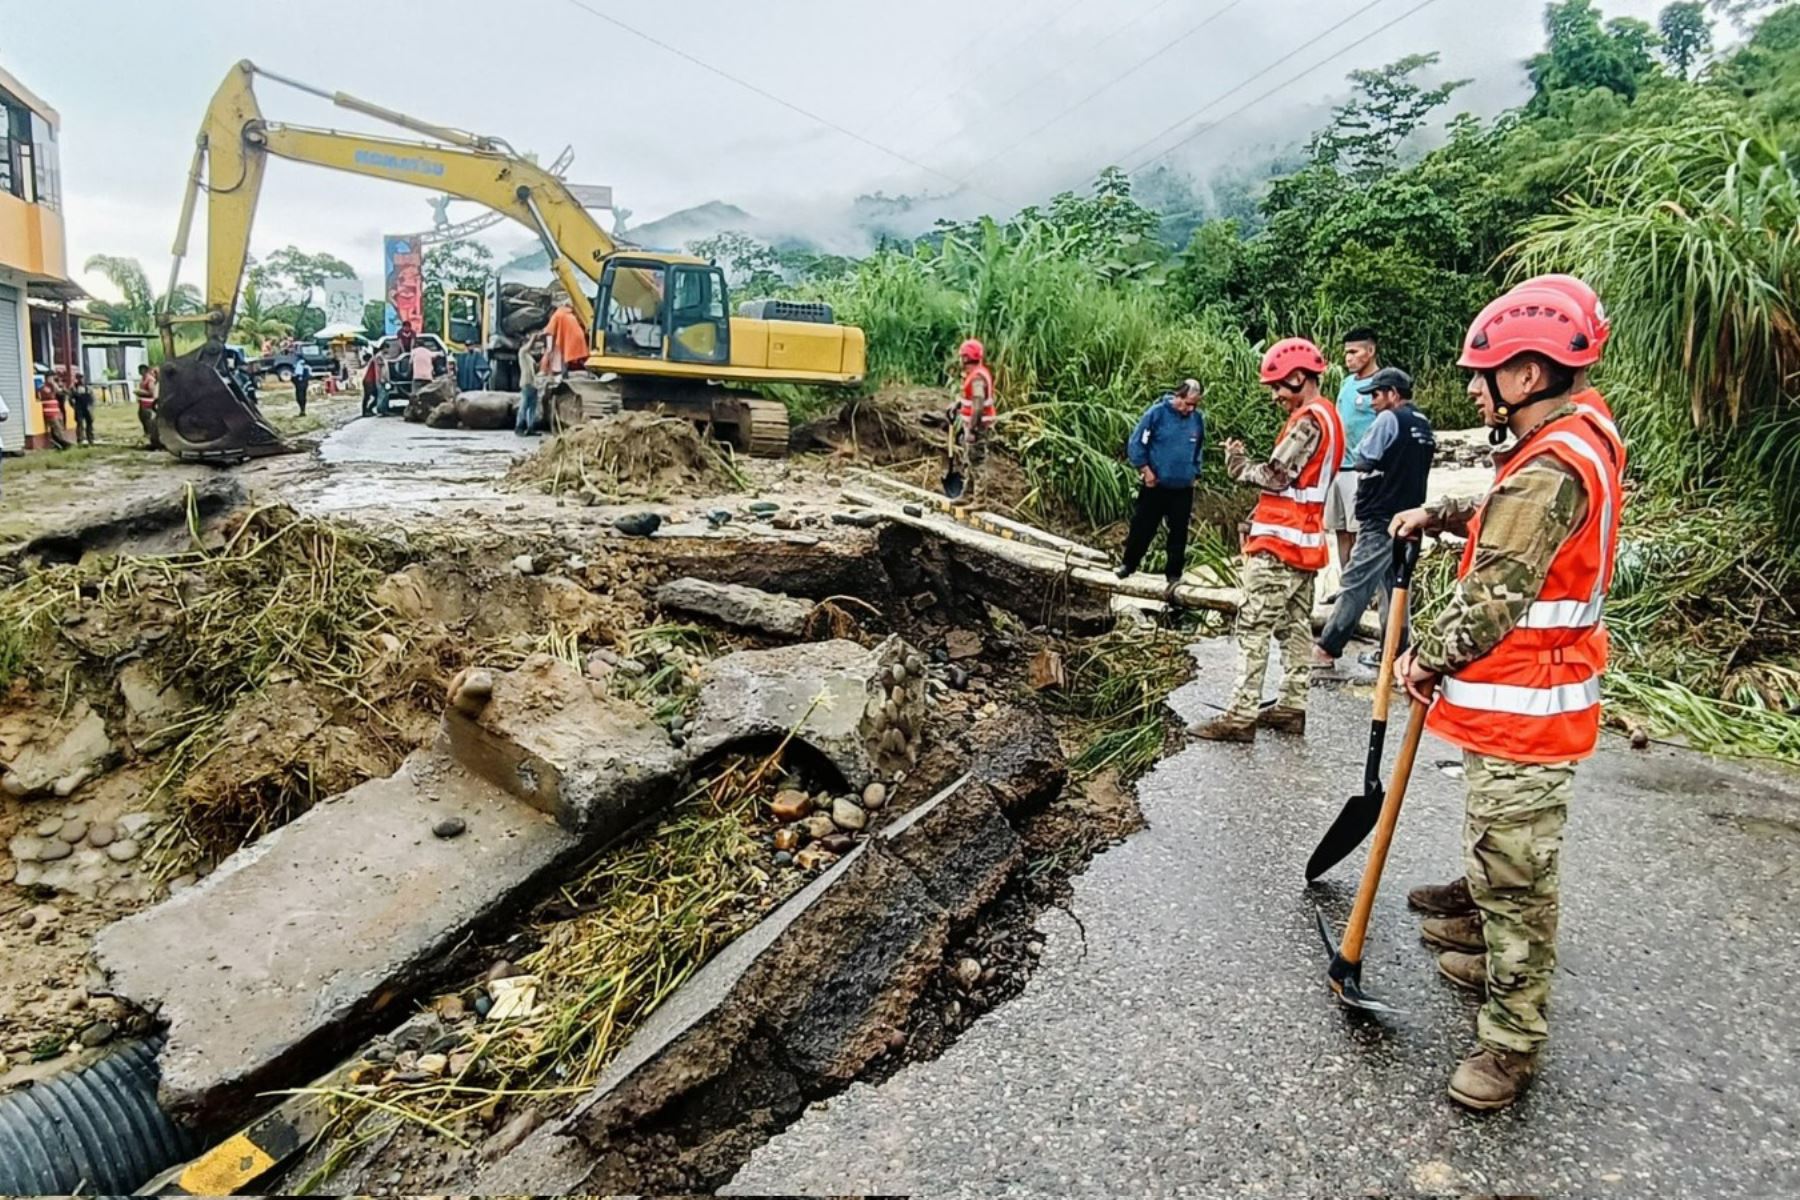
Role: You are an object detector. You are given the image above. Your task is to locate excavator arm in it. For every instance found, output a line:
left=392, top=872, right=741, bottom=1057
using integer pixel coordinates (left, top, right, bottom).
left=155, top=62, right=615, bottom=459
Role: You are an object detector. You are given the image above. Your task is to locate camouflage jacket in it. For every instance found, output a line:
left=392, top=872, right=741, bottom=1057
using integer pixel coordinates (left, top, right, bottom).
left=1225, top=406, right=1324, bottom=492
left=1414, top=404, right=1590, bottom=676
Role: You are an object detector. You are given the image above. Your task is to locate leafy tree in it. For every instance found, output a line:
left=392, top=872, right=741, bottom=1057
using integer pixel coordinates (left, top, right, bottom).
left=258, top=246, right=358, bottom=334
left=362, top=300, right=387, bottom=340
left=419, top=239, right=494, bottom=337
left=1308, top=53, right=1471, bottom=181
left=689, top=230, right=783, bottom=293
left=1710, top=0, right=1781, bottom=32
left=1529, top=0, right=1661, bottom=107
left=1659, top=2, right=1713, bottom=77
left=231, top=277, right=292, bottom=351
left=82, top=254, right=201, bottom=331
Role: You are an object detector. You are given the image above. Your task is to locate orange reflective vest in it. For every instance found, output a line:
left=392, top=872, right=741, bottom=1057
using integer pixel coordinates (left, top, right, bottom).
left=1571, top=387, right=1625, bottom=476
left=1243, top=399, right=1344, bottom=571
left=960, top=365, right=996, bottom=429
left=1426, top=410, right=1624, bottom=764
left=38, top=388, right=63, bottom=422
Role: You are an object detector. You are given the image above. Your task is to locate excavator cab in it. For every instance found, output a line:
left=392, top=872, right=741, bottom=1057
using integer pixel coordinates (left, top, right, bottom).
left=595, top=258, right=730, bottom=366
left=444, top=290, right=484, bottom=352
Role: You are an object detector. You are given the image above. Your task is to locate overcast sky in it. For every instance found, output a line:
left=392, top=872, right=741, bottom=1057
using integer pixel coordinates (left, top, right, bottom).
left=2, top=0, right=1671, bottom=304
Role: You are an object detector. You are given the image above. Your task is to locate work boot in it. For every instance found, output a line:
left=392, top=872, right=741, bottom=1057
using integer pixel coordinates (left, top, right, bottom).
left=1436, top=950, right=1487, bottom=992
left=1407, top=876, right=1476, bottom=917
left=1421, top=913, right=1485, bottom=954
left=1115, top=563, right=1135, bottom=580
left=1188, top=714, right=1256, bottom=743
left=1447, top=1045, right=1538, bottom=1111
left=1258, top=706, right=1306, bottom=734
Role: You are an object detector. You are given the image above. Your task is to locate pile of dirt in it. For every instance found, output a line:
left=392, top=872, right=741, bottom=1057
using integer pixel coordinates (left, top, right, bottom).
left=506, top=411, right=734, bottom=500
left=793, top=387, right=946, bottom=466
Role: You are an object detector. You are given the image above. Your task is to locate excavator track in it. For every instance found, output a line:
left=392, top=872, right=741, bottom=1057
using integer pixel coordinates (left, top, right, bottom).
left=740, top=399, right=791, bottom=458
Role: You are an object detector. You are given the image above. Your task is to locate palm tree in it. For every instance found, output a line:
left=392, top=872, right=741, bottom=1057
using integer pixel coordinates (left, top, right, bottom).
left=231, top=278, right=292, bottom=352
left=83, top=254, right=203, bottom=332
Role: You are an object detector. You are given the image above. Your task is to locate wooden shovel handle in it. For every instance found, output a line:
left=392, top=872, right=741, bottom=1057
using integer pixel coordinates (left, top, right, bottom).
left=1370, top=538, right=1421, bottom=724
left=1339, top=698, right=1429, bottom=965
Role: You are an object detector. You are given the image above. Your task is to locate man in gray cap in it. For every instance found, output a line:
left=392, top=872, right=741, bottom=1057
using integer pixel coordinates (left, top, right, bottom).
left=1314, top=366, right=1435, bottom=669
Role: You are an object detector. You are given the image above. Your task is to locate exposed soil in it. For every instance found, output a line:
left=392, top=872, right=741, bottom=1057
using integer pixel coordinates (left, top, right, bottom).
left=506, top=410, right=736, bottom=501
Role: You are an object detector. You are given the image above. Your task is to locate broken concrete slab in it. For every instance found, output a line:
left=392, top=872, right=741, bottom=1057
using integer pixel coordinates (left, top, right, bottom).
left=654, top=577, right=815, bottom=638
left=440, top=654, right=685, bottom=835
left=879, top=774, right=1023, bottom=925
left=1, top=700, right=116, bottom=799
left=685, top=636, right=923, bottom=790
left=118, top=660, right=195, bottom=755
left=92, top=749, right=581, bottom=1127
left=967, top=703, right=1067, bottom=815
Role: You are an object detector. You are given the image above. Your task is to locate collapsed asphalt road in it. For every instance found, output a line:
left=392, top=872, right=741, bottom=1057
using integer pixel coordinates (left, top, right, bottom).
left=729, top=640, right=1800, bottom=1196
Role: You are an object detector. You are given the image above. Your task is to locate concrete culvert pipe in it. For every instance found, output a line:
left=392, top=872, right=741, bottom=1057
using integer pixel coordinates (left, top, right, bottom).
left=0, top=1038, right=199, bottom=1195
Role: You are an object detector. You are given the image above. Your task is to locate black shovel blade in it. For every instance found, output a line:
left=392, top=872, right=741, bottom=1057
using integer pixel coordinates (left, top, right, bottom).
left=1305, top=782, right=1385, bottom=882
left=942, top=469, right=966, bottom=501
left=1315, top=909, right=1402, bottom=1016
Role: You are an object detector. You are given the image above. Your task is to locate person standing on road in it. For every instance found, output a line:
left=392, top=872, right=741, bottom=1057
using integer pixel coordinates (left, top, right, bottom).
left=135, top=364, right=159, bottom=447
left=1116, top=379, right=1206, bottom=585
left=67, top=373, right=97, bottom=446
left=1390, top=283, right=1622, bottom=1111
left=515, top=333, right=544, bottom=437
left=409, top=338, right=437, bottom=390
left=1190, top=338, right=1344, bottom=743
left=1325, top=328, right=1382, bottom=585
left=360, top=353, right=381, bottom=418
left=1313, top=367, right=1435, bottom=670
left=291, top=355, right=311, bottom=416
left=950, top=338, right=997, bottom=506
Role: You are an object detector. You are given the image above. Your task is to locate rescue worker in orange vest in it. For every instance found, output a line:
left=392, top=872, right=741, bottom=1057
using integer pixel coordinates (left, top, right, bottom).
left=949, top=338, right=997, bottom=505
left=1190, top=338, right=1345, bottom=742
left=39, top=375, right=72, bottom=451
left=1390, top=281, right=1624, bottom=1110
left=134, top=363, right=161, bottom=449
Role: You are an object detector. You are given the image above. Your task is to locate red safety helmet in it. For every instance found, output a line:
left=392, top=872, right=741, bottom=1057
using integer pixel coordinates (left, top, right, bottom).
left=959, top=338, right=986, bottom=364
left=1458, top=287, right=1596, bottom=371
left=1259, top=337, right=1329, bottom=384
left=1519, top=273, right=1609, bottom=364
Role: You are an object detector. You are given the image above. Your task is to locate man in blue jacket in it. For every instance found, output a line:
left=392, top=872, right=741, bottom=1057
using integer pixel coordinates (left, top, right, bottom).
left=1117, top=379, right=1205, bottom=584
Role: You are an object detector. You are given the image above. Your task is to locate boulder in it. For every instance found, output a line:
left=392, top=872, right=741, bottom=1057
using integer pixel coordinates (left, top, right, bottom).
left=684, top=636, right=924, bottom=791
left=1, top=701, right=115, bottom=799
left=440, top=654, right=684, bottom=836
left=453, top=389, right=519, bottom=431
left=405, top=373, right=460, bottom=424
left=653, top=578, right=815, bottom=638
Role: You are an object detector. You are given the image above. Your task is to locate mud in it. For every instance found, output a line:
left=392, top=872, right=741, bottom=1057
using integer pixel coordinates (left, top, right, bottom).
left=507, top=411, right=734, bottom=500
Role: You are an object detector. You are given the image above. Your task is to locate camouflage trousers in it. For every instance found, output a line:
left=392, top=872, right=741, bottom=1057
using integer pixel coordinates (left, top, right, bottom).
left=1464, top=751, right=1573, bottom=1055
left=1223, top=552, right=1316, bottom=721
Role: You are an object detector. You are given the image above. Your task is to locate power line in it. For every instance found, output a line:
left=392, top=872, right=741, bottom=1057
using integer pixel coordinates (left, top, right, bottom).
left=1118, top=0, right=1451, bottom=176
left=558, top=0, right=1000, bottom=203
left=948, top=0, right=1250, bottom=184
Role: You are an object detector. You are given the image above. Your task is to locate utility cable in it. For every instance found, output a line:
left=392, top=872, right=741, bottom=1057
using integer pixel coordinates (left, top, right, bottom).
left=558, top=0, right=1002, bottom=203
left=1118, top=0, right=1451, bottom=175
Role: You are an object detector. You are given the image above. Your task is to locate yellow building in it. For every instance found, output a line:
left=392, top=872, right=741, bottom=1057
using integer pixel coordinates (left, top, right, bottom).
left=1, top=63, right=69, bottom=452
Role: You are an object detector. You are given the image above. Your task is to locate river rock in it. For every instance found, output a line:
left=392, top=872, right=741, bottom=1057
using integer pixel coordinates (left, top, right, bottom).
left=118, top=812, right=156, bottom=838
left=955, top=957, right=983, bottom=989
left=794, top=846, right=837, bottom=870
left=861, top=782, right=888, bottom=810
left=433, top=817, right=468, bottom=839
left=405, top=374, right=461, bottom=423
left=87, top=822, right=116, bottom=848
left=832, top=799, right=868, bottom=832
left=773, top=850, right=794, bottom=867
left=512, top=554, right=536, bottom=575
left=57, top=819, right=89, bottom=844
left=771, top=790, right=811, bottom=823
left=821, top=833, right=856, bottom=854
left=944, top=629, right=984, bottom=661
left=654, top=577, right=814, bottom=638
left=105, top=839, right=140, bottom=863
left=118, top=661, right=193, bottom=754
left=801, top=814, right=837, bottom=842
left=78, top=1020, right=116, bottom=1048
left=452, top=389, right=515, bottom=431
left=773, top=827, right=801, bottom=852
left=35, top=817, right=63, bottom=838
left=38, top=839, right=73, bottom=862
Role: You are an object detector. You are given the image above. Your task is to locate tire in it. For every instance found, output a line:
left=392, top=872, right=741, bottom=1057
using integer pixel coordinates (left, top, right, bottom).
left=276, top=365, right=294, bottom=383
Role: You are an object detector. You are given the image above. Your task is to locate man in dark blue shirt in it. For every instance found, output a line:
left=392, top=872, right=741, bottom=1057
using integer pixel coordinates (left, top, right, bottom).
left=1117, top=379, right=1206, bottom=585
left=1315, top=366, right=1435, bottom=668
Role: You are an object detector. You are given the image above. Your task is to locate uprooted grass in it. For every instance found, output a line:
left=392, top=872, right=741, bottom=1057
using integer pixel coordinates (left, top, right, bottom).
left=288, top=749, right=806, bottom=1191
left=506, top=411, right=747, bottom=500
left=0, top=499, right=446, bottom=857
left=1048, top=626, right=1210, bottom=780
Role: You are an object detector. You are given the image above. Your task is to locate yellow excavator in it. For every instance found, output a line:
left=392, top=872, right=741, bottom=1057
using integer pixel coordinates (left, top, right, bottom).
left=155, top=62, right=866, bottom=461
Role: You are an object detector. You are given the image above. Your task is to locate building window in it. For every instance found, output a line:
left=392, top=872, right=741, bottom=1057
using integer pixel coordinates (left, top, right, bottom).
left=0, top=89, right=58, bottom=210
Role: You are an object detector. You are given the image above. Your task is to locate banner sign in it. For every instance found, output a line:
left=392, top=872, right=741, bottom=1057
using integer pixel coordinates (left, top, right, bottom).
left=383, top=235, right=423, bottom=336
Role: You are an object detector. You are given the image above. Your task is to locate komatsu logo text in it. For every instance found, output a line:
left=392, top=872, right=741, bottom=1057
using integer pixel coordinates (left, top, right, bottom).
left=354, top=149, right=446, bottom=177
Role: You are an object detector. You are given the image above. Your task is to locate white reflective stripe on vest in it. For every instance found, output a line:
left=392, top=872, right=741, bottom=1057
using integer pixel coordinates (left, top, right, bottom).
left=1248, top=522, right=1326, bottom=549
left=1520, top=595, right=1605, bottom=629
left=1278, top=483, right=1330, bottom=503
left=1575, top=404, right=1622, bottom=447
left=1439, top=675, right=1602, bottom=717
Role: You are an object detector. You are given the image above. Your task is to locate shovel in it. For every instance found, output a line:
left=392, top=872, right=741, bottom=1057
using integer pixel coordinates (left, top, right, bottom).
left=941, top=422, right=967, bottom=501
left=1305, top=536, right=1421, bottom=882
left=1315, top=694, right=1429, bottom=1013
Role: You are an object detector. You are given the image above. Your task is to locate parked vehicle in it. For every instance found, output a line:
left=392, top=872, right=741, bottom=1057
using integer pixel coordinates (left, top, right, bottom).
left=255, top=337, right=368, bottom=382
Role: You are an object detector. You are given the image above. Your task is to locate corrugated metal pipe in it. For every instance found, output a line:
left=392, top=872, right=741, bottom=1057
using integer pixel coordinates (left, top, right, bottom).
left=0, top=1038, right=198, bottom=1194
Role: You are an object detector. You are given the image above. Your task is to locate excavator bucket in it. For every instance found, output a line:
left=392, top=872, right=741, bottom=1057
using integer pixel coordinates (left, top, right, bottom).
left=155, top=346, right=296, bottom=463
